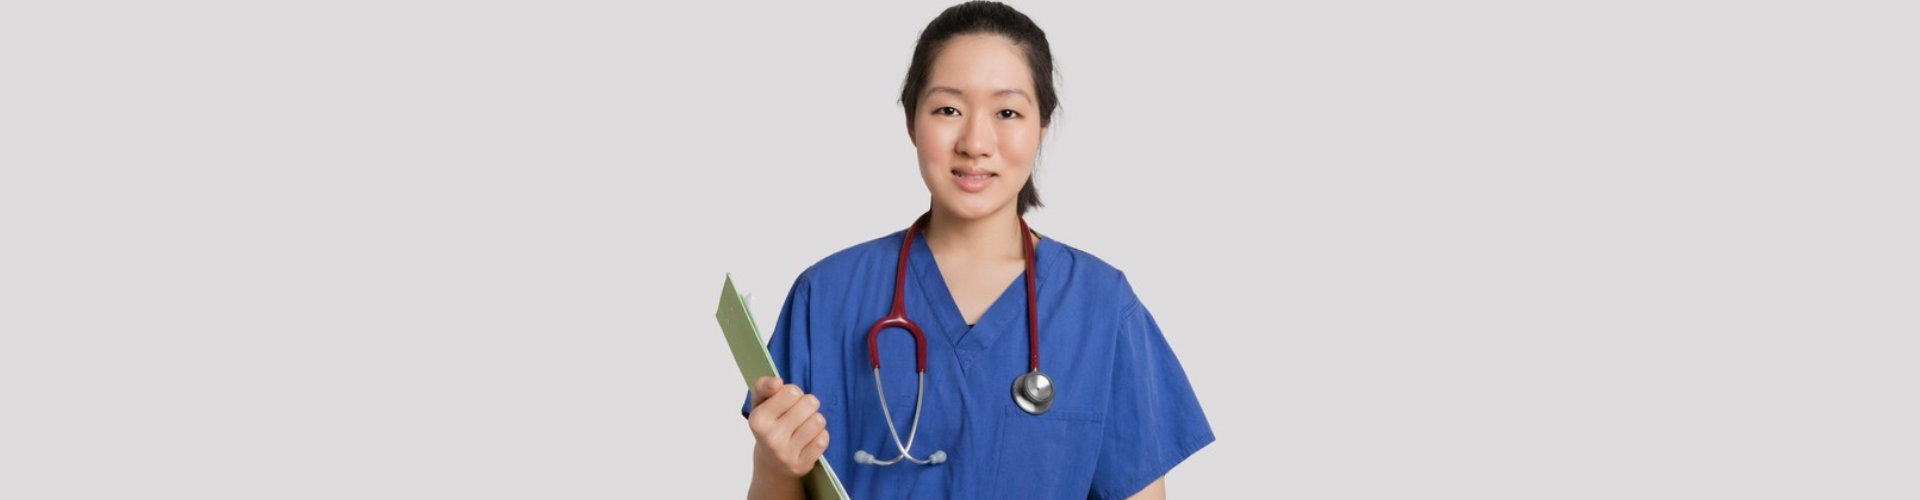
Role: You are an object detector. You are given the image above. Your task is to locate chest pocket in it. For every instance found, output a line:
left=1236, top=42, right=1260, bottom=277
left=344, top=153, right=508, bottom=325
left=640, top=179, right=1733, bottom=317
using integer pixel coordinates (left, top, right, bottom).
left=990, top=407, right=1104, bottom=499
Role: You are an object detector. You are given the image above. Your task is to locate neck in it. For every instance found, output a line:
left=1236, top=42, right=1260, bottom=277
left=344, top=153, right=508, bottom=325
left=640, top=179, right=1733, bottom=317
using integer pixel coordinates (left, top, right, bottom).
left=923, top=205, right=1026, bottom=261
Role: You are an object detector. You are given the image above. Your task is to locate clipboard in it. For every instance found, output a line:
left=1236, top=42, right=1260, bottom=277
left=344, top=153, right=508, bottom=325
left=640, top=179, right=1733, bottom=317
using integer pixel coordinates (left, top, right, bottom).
left=717, top=274, right=850, bottom=500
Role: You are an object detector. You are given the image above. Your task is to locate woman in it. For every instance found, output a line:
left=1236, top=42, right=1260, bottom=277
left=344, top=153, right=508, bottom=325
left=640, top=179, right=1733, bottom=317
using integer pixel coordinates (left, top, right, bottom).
left=741, top=3, right=1213, bottom=498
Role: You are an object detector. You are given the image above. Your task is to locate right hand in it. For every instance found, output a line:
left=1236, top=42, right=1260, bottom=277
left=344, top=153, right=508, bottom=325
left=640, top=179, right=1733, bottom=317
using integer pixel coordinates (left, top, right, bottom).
left=747, top=376, right=829, bottom=479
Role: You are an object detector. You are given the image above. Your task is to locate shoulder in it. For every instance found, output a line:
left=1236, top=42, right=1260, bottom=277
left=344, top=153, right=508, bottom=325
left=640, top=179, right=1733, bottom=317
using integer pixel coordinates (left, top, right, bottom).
left=1041, top=237, right=1145, bottom=317
left=789, top=230, right=909, bottom=292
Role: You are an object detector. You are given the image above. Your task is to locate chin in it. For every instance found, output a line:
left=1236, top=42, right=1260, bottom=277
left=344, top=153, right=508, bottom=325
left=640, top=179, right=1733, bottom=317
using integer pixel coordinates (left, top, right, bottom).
left=934, top=194, right=1016, bottom=221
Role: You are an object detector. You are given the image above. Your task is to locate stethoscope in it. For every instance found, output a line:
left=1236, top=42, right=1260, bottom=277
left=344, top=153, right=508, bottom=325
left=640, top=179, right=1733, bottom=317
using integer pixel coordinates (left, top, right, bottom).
left=853, top=214, right=1054, bottom=467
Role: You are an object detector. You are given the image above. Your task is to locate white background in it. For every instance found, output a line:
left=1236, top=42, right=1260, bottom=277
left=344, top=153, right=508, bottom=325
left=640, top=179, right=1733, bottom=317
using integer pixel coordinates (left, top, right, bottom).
left=3, top=1, right=1916, bottom=498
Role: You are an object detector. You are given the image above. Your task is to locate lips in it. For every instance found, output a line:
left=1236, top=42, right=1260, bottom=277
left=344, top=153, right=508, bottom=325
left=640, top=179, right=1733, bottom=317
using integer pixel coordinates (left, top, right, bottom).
left=951, top=167, right=997, bottom=193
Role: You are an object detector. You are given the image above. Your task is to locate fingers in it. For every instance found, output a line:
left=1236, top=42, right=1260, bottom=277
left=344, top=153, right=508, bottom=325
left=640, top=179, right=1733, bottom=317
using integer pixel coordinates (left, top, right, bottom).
left=750, top=376, right=783, bottom=405
left=798, top=427, right=830, bottom=463
left=787, top=412, right=826, bottom=451
left=775, top=392, right=821, bottom=439
left=747, top=384, right=802, bottom=431
left=743, top=381, right=828, bottom=479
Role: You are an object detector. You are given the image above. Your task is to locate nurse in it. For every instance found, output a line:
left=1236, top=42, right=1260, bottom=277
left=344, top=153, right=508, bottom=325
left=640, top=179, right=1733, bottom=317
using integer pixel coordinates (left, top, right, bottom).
left=741, top=2, right=1213, bottom=498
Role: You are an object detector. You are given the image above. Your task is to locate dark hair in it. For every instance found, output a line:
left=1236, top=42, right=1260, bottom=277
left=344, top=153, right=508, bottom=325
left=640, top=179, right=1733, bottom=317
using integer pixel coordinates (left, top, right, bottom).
left=899, top=1, right=1058, bottom=216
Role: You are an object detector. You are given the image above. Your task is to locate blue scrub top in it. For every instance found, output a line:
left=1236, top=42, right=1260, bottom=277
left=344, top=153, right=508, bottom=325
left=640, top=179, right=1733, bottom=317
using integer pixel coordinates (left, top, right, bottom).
left=743, top=229, right=1213, bottom=499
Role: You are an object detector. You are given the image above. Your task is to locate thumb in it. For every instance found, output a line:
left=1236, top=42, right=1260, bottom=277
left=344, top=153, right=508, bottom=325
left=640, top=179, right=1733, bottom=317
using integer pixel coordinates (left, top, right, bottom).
left=752, top=376, right=784, bottom=402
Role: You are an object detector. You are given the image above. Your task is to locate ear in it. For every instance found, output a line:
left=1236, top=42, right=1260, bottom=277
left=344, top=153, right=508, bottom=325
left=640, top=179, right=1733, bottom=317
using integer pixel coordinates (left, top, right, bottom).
left=905, top=117, right=917, bottom=146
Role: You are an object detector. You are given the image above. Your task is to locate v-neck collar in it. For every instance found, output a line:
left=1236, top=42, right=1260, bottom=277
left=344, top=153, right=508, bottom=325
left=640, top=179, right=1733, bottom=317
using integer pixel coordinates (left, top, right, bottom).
left=908, top=229, right=1053, bottom=373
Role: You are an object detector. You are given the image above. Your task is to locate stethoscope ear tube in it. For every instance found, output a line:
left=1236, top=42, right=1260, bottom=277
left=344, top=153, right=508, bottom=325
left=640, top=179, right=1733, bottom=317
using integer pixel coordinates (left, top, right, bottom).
left=860, top=367, right=946, bottom=465
left=866, top=317, right=927, bottom=372
left=866, top=214, right=932, bottom=373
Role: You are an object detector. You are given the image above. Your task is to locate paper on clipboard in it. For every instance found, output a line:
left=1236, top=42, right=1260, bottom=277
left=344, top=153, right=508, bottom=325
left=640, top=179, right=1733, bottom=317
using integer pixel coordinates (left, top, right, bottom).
left=717, top=274, right=850, bottom=500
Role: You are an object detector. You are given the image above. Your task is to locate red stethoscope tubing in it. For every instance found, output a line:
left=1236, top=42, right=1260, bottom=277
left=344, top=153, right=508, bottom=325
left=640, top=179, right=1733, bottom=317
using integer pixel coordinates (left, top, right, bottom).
left=866, top=214, right=1040, bottom=373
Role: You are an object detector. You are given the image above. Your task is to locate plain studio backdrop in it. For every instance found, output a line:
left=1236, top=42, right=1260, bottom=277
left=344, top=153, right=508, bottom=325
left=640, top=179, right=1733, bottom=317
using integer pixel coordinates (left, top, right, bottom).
left=2, top=0, right=1915, bottom=498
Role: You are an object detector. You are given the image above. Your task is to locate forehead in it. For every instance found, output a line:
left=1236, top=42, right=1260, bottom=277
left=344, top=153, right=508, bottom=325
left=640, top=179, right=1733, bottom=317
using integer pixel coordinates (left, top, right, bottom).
left=925, top=34, right=1035, bottom=97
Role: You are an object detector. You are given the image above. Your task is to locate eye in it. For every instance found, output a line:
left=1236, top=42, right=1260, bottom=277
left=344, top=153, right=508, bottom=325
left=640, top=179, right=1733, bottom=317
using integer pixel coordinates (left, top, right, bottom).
left=933, top=106, right=960, bottom=116
left=997, top=109, right=1022, bottom=119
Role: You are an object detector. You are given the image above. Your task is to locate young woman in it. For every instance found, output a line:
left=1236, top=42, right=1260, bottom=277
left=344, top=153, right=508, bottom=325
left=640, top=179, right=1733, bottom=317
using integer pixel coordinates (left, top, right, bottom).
left=741, top=3, right=1212, bottom=498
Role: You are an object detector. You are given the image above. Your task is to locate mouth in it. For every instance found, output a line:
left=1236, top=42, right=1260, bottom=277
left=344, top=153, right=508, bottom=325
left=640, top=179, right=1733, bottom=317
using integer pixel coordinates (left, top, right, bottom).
left=952, top=168, right=997, bottom=180
left=950, top=167, right=998, bottom=193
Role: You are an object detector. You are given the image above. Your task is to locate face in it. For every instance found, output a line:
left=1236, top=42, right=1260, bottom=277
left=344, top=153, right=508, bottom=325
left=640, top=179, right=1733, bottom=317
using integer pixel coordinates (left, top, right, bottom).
left=910, top=34, right=1044, bottom=222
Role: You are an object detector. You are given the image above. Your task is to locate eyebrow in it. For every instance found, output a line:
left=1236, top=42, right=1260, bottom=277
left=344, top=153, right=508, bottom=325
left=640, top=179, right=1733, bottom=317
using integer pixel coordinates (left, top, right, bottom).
left=925, top=86, right=1033, bottom=104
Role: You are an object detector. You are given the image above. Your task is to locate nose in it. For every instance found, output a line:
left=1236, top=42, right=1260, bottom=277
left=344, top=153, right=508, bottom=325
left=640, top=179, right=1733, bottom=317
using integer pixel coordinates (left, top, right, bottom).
left=955, top=113, right=995, bottom=159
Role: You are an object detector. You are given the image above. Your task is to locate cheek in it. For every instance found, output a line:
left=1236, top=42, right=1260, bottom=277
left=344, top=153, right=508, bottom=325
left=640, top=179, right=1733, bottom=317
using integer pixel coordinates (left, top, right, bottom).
left=999, top=126, right=1041, bottom=169
left=914, top=124, right=957, bottom=167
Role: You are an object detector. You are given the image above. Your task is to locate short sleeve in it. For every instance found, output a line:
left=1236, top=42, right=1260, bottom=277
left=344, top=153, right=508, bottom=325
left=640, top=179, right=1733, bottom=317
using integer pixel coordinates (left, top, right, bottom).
left=740, top=276, right=813, bottom=418
left=1089, top=300, right=1216, bottom=500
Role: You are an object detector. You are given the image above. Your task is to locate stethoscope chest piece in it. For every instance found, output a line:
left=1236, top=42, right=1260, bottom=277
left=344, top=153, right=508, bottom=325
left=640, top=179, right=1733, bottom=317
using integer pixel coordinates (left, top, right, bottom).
left=1012, top=370, right=1054, bottom=415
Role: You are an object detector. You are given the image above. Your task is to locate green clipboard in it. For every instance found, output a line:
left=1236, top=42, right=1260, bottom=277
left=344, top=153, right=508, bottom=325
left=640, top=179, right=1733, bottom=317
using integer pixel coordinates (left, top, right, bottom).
left=717, top=274, right=851, bottom=500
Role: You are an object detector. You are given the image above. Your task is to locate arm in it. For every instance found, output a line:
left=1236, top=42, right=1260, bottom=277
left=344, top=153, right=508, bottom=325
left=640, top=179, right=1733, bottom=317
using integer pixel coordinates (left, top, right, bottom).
left=743, top=279, right=825, bottom=500
left=745, top=376, right=829, bottom=500
left=746, top=467, right=805, bottom=500
left=1123, top=477, right=1166, bottom=500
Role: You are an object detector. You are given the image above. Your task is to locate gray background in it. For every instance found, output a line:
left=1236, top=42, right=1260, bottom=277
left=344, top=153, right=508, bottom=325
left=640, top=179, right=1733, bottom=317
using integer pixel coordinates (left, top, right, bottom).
left=3, top=0, right=1916, bottom=498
